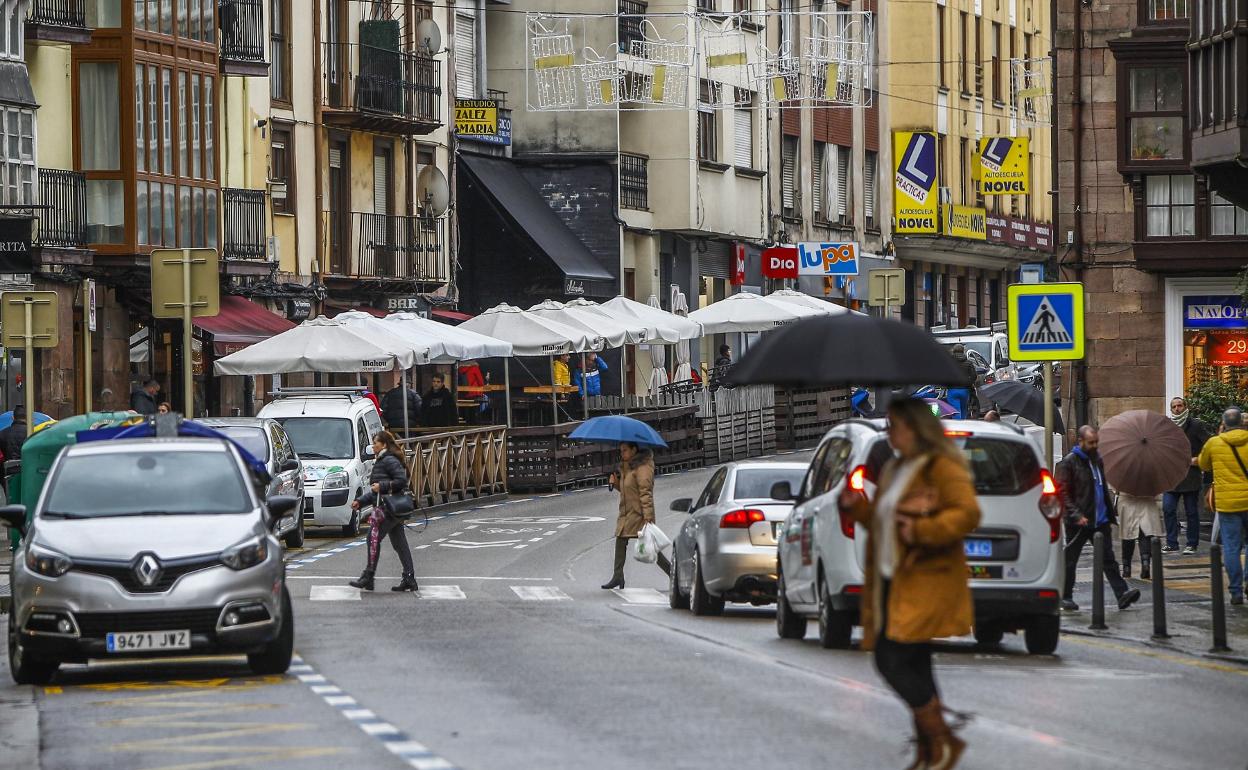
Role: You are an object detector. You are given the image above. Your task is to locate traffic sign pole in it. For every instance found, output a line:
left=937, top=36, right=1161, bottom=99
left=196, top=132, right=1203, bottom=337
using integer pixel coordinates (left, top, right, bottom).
left=83, top=278, right=93, bottom=414
left=182, top=249, right=194, bottom=415
left=23, top=301, right=32, bottom=437
left=1043, top=361, right=1054, bottom=470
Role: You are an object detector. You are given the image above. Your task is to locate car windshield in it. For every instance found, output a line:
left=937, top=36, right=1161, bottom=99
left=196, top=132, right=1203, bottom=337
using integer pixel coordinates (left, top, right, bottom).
left=732, top=468, right=806, bottom=500
left=212, top=427, right=270, bottom=462
left=949, top=437, right=1042, bottom=496
left=276, top=417, right=354, bottom=460
left=42, top=449, right=252, bottom=517
left=960, top=341, right=992, bottom=360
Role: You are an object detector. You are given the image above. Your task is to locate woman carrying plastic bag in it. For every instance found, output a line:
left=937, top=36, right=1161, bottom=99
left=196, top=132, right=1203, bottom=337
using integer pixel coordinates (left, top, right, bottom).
left=602, top=441, right=671, bottom=588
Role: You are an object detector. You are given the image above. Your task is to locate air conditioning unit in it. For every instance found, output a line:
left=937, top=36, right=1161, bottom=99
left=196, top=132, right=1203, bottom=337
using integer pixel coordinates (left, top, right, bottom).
left=939, top=186, right=953, bottom=204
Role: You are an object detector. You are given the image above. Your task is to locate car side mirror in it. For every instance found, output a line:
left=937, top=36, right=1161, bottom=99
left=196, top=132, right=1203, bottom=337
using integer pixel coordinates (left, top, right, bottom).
left=361, top=447, right=375, bottom=461
left=267, top=495, right=299, bottom=518
left=0, top=504, right=26, bottom=534
left=280, top=458, right=300, bottom=473
left=670, top=497, right=693, bottom=513
left=770, top=481, right=795, bottom=502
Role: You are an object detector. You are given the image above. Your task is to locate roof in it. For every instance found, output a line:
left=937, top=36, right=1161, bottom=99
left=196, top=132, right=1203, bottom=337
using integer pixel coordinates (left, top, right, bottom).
left=197, top=417, right=277, bottom=429
left=258, top=396, right=375, bottom=419
left=193, top=295, right=297, bottom=355
left=726, top=461, right=810, bottom=471
left=65, top=437, right=234, bottom=456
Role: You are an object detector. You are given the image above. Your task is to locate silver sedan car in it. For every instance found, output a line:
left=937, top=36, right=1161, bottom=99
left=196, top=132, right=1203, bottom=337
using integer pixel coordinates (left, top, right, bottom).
left=1, top=437, right=298, bottom=684
left=667, top=461, right=807, bottom=615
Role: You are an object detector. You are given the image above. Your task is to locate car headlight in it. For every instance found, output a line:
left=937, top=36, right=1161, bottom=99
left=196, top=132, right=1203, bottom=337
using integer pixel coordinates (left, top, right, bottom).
left=221, top=536, right=270, bottom=570
left=25, top=542, right=72, bottom=577
left=322, top=471, right=349, bottom=490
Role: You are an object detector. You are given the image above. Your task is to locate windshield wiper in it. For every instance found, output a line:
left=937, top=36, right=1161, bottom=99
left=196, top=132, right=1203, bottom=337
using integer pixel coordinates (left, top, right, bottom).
left=297, top=452, right=333, bottom=459
left=41, top=511, right=93, bottom=519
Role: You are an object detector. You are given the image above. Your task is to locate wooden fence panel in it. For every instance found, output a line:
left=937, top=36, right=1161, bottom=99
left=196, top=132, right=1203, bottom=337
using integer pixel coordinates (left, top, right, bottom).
left=398, top=426, right=508, bottom=508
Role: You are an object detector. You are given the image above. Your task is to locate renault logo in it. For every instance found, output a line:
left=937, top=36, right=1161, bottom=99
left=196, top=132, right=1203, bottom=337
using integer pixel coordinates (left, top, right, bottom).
left=134, top=553, right=162, bottom=587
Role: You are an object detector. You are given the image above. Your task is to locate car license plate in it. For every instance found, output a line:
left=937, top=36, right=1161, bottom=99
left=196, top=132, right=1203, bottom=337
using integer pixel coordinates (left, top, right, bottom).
left=964, top=538, right=993, bottom=558
left=967, top=565, right=1003, bottom=580
left=773, top=522, right=784, bottom=539
left=106, top=630, right=190, bottom=653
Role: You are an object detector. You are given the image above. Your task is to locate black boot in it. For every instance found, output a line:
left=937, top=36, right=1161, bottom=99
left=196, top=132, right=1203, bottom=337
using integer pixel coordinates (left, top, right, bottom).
left=349, top=571, right=375, bottom=591
left=601, top=577, right=625, bottom=590
left=391, top=574, right=419, bottom=592
left=1140, top=535, right=1152, bottom=580
left=602, top=537, right=627, bottom=589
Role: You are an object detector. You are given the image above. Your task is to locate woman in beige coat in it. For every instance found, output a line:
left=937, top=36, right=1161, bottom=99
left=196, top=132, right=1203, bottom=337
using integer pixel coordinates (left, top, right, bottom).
left=840, top=398, right=980, bottom=770
left=1117, top=492, right=1162, bottom=579
left=602, top=442, right=671, bottom=589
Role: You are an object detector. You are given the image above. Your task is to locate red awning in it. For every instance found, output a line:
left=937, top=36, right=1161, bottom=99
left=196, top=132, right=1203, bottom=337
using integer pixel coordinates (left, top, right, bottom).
left=432, top=308, right=472, bottom=323
left=194, top=295, right=297, bottom=356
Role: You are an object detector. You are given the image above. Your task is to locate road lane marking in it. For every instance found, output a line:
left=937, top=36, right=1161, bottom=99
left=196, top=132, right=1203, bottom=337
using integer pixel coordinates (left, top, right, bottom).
left=418, top=585, right=467, bottom=600
left=310, top=685, right=341, bottom=694
left=361, top=722, right=402, bottom=735
left=544, top=530, right=557, bottom=536
left=511, top=586, right=572, bottom=601
left=288, top=575, right=554, bottom=581
left=613, top=588, right=668, bottom=605
left=438, top=539, right=520, bottom=549
left=309, top=585, right=361, bottom=601
left=514, top=544, right=529, bottom=549
left=529, top=537, right=543, bottom=542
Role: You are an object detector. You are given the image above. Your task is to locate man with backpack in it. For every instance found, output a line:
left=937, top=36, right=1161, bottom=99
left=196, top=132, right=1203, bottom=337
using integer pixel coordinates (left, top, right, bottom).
left=1199, top=407, right=1248, bottom=605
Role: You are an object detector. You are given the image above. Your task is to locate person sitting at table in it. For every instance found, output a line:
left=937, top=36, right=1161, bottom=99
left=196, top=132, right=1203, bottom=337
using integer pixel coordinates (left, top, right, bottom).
left=421, top=373, right=456, bottom=428
left=553, top=354, right=572, bottom=387
left=460, top=360, right=486, bottom=396
left=574, top=352, right=609, bottom=397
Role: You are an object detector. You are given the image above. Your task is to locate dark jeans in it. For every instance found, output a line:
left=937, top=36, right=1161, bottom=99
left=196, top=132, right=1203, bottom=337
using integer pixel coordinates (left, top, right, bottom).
left=1163, top=490, right=1201, bottom=548
left=873, top=580, right=937, bottom=708
left=1063, top=522, right=1130, bottom=601
left=365, top=508, right=415, bottom=576
left=610, top=536, right=670, bottom=582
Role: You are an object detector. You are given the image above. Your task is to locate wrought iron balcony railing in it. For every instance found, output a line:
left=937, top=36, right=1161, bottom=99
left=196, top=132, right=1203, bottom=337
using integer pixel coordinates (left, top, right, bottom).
left=222, top=188, right=267, bottom=260
left=219, top=0, right=268, bottom=76
left=323, top=42, right=442, bottom=134
left=34, top=169, right=86, bottom=248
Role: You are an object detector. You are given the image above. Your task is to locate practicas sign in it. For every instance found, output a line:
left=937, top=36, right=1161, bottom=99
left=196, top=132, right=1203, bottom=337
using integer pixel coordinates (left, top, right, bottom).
left=762, top=246, right=799, bottom=279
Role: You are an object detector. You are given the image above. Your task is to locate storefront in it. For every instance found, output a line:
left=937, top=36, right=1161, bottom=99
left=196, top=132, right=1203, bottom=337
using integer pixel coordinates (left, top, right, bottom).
left=1164, top=278, right=1248, bottom=400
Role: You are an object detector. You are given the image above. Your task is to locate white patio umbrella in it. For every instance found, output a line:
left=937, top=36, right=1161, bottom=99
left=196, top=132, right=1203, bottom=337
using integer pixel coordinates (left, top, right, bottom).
left=670, top=287, right=693, bottom=382
left=336, top=311, right=444, bottom=436
left=528, top=299, right=645, bottom=419
left=686, top=292, right=821, bottom=334
left=382, top=312, right=514, bottom=362
left=600, top=295, right=700, bottom=343
left=214, top=316, right=415, bottom=375
left=766, top=288, right=861, bottom=315
left=646, top=294, right=670, bottom=396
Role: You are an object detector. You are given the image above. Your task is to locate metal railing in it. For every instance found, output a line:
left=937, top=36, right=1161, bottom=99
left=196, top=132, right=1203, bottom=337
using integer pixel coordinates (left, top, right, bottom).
left=222, top=188, right=266, bottom=260
left=355, top=212, right=445, bottom=281
left=324, top=41, right=442, bottom=125
left=34, top=169, right=86, bottom=248
left=618, top=0, right=647, bottom=48
left=26, top=0, right=86, bottom=28
left=219, top=0, right=266, bottom=63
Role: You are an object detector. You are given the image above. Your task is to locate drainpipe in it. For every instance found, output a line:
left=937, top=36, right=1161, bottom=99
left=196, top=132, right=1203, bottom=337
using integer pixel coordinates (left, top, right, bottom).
left=1070, top=0, right=1089, bottom=428
left=312, top=0, right=325, bottom=305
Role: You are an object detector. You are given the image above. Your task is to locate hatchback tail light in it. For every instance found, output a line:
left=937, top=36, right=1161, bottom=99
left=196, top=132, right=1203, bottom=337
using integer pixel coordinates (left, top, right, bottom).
left=1038, top=469, right=1062, bottom=543
left=840, top=466, right=866, bottom=538
left=720, top=509, right=766, bottom=529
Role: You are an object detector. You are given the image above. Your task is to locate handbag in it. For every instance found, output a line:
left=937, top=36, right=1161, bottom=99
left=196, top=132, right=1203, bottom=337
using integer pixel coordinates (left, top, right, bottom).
left=381, top=487, right=416, bottom=518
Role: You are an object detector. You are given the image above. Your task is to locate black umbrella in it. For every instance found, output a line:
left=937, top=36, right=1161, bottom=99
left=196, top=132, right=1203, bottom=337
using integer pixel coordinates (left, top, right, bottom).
left=723, top=314, right=969, bottom=387
left=979, top=380, right=1065, bottom=434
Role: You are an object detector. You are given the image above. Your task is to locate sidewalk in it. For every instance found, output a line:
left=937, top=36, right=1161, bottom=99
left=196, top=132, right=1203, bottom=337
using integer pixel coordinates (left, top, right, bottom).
left=1063, top=539, right=1248, bottom=665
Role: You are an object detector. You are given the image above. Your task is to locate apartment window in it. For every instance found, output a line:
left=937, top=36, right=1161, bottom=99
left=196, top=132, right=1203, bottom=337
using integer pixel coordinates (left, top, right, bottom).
left=781, top=135, right=798, bottom=216
left=697, top=0, right=715, bottom=11
left=698, top=80, right=718, bottom=163
left=620, top=153, right=648, bottom=210
left=135, top=0, right=213, bottom=40
left=416, top=144, right=435, bottom=173
left=86, top=0, right=123, bottom=27
left=865, top=150, right=878, bottom=229
left=813, top=141, right=826, bottom=219
left=0, top=107, right=35, bottom=206
left=618, top=0, right=646, bottom=49
left=734, top=90, right=754, bottom=168
left=1147, top=0, right=1188, bottom=21
left=959, top=12, right=970, bottom=94
left=1127, top=65, right=1184, bottom=161
left=270, top=0, right=290, bottom=103
left=991, top=23, right=1002, bottom=102
left=271, top=124, right=294, bottom=214
left=455, top=12, right=478, bottom=99
left=959, top=137, right=970, bottom=203
left=79, top=62, right=120, bottom=171
left=937, top=6, right=947, bottom=89
left=834, top=145, right=851, bottom=223
left=780, top=0, right=796, bottom=54
left=1144, top=175, right=1195, bottom=237
left=0, top=0, right=23, bottom=61
left=974, top=17, right=983, bottom=96
left=937, top=135, right=947, bottom=199
left=733, top=0, right=751, bottom=12
left=1210, top=192, right=1248, bottom=236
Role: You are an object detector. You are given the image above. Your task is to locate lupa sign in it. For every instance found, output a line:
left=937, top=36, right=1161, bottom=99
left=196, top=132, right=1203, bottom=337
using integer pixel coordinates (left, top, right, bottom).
left=797, top=242, right=859, bottom=276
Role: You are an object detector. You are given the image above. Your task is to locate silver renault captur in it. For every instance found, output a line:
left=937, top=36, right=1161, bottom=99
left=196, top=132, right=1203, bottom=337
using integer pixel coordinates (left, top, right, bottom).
left=1, top=437, right=299, bottom=684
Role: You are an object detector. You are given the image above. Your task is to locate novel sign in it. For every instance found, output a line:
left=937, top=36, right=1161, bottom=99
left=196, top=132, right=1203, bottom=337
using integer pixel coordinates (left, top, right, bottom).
left=978, top=136, right=1030, bottom=195
left=944, top=204, right=987, bottom=240
left=893, top=132, right=938, bottom=234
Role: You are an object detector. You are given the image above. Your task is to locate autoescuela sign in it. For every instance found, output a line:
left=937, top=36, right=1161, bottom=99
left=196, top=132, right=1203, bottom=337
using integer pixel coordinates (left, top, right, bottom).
left=455, top=99, right=511, bottom=145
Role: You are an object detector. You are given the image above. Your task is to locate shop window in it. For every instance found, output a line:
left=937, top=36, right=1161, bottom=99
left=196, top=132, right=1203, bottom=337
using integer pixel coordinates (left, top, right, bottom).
left=1144, top=174, right=1195, bottom=238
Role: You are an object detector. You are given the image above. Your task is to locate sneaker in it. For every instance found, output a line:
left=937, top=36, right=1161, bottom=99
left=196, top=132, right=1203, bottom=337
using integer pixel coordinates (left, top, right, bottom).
left=1161, top=545, right=1178, bottom=553
left=1118, top=588, right=1142, bottom=610
left=1183, top=545, right=1197, bottom=555
left=1061, top=599, right=1080, bottom=612
left=1231, top=595, right=1244, bottom=606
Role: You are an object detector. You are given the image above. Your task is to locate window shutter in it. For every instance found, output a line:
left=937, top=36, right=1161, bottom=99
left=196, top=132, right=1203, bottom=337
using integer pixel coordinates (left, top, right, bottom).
left=455, top=13, right=477, bottom=99
left=699, top=240, right=731, bottom=279
left=864, top=151, right=877, bottom=224
left=734, top=108, right=752, bottom=168
left=836, top=145, right=851, bottom=219
left=781, top=136, right=796, bottom=210
left=329, top=146, right=342, bottom=168
left=374, top=154, right=389, bottom=214
left=813, top=143, right=824, bottom=217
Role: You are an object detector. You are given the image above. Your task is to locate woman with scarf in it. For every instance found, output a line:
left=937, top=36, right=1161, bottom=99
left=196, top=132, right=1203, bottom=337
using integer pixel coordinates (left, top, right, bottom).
left=839, top=398, right=980, bottom=770
left=349, top=431, right=418, bottom=593
left=1164, top=396, right=1211, bottom=554
left=602, top=441, right=670, bottom=589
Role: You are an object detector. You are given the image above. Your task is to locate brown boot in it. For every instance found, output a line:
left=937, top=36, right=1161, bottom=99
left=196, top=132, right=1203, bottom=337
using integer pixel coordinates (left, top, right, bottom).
left=914, top=698, right=966, bottom=770
left=902, top=710, right=930, bottom=770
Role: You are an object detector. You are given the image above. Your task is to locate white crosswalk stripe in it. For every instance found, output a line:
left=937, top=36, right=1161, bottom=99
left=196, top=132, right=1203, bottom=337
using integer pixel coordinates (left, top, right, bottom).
left=310, top=585, right=361, bottom=601
left=510, top=586, right=572, bottom=601
left=418, top=585, right=467, bottom=600
left=612, top=587, right=669, bottom=605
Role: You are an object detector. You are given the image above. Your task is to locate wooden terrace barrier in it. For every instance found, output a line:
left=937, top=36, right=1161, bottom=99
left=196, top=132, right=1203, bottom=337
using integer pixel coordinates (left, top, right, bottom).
left=397, top=425, right=508, bottom=508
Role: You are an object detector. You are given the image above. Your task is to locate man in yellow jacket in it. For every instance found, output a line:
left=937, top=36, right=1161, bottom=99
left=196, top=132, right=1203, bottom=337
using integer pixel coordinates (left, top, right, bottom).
left=1199, top=407, right=1248, bottom=605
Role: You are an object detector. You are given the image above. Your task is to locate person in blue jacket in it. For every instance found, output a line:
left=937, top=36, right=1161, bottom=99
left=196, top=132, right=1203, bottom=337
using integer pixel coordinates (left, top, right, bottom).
left=574, top=352, right=609, bottom=397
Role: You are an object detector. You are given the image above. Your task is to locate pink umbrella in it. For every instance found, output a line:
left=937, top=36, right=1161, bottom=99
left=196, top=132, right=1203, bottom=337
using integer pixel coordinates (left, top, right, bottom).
left=923, top=398, right=959, bottom=418
left=1098, top=410, right=1191, bottom=497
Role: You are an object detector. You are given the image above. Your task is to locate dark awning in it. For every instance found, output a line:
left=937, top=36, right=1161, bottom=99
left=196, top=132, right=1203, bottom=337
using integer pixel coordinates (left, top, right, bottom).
left=459, top=154, right=615, bottom=291
left=193, top=295, right=296, bottom=356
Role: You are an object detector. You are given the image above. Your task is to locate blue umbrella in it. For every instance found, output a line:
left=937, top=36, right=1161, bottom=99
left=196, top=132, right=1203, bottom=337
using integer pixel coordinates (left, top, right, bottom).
left=568, top=415, right=668, bottom=448
left=0, top=411, right=53, bottom=432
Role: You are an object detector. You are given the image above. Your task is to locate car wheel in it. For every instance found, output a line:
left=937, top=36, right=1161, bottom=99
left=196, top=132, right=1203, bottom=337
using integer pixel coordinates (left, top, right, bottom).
left=668, top=549, right=686, bottom=610
left=284, top=516, right=305, bottom=549
left=973, top=622, right=1005, bottom=648
left=1024, top=615, right=1061, bottom=655
left=8, top=612, right=57, bottom=685
left=342, top=507, right=361, bottom=537
left=816, top=576, right=853, bottom=649
left=248, top=587, right=294, bottom=675
left=775, top=570, right=808, bottom=640
left=688, top=550, right=724, bottom=617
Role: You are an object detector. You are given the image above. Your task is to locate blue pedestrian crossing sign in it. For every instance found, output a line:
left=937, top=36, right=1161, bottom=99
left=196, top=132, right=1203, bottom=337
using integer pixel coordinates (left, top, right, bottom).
left=1007, top=282, right=1085, bottom=361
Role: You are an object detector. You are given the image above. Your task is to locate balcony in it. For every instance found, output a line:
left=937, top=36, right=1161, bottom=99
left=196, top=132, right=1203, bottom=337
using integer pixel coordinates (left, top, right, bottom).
left=324, top=212, right=446, bottom=286
left=219, top=0, right=269, bottom=77
left=323, top=42, right=442, bottom=135
left=33, top=169, right=86, bottom=249
left=222, top=188, right=267, bottom=262
left=1189, top=1, right=1248, bottom=207
left=25, top=0, right=91, bottom=45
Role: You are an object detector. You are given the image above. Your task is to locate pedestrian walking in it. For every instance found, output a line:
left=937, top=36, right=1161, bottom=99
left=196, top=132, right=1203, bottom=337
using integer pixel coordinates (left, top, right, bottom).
left=1056, top=426, right=1142, bottom=611
left=420, top=373, right=456, bottom=428
left=601, top=441, right=670, bottom=589
left=1116, top=492, right=1161, bottom=579
left=380, top=377, right=421, bottom=433
left=0, top=405, right=27, bottom=461
left=1164, top=396, right=1211, bottom=554
left=1198, top=407, right=1248, bottom=606
left=838, top=398, right=980, bottom=770
left=130, top=379, right=160, bottom=415
left=349, top=431, right=418, bottom=593
left=946, top=344, right=978, bottom=420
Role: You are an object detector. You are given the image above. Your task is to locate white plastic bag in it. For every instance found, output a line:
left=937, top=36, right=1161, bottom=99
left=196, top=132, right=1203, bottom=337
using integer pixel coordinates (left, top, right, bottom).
left=633, top=522, right=671, bottom=563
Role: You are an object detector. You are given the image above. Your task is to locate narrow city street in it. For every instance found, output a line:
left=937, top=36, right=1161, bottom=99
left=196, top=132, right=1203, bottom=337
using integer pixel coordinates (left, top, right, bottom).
left=5, top=459, right=1245, bottom=770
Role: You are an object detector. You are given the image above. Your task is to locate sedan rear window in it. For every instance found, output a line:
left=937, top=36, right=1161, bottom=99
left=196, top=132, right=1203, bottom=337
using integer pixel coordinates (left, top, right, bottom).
left=950, top=437, right=1042, bottom=496
left=733, top=468, right=806, bottom=500
left=212, top=427, right=270, bottom=462
left=43, top=450, right=252, bottom=517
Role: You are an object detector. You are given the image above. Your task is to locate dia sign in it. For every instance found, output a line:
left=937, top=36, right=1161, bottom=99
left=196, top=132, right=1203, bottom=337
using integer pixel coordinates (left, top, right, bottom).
left=761, top=246, right=799, bottom=279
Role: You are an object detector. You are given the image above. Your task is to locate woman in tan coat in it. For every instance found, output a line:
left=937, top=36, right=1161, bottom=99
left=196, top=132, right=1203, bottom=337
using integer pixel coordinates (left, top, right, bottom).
left=840, top=398, right=980, bottom=770
left=602, top=442, right=671, bottom=589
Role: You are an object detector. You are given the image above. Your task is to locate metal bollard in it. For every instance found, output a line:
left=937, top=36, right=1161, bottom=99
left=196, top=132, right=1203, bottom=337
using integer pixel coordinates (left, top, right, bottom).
left=1090, top=531, right=1107, bottom=630
left=1151, top=537, right=1169, bottom=639
left=1210, top=546, right=1231, bottom=653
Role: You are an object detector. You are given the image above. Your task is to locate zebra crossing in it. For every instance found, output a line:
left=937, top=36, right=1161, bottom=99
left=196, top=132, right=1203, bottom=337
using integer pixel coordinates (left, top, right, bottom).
left=303, top=582, right=669, bottom=605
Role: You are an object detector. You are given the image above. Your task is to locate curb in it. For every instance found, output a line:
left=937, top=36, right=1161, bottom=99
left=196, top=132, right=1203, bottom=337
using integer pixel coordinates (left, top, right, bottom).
left=1062, top=626, right=1248, bottom=666
left=0, top=682, right=40, bottom=769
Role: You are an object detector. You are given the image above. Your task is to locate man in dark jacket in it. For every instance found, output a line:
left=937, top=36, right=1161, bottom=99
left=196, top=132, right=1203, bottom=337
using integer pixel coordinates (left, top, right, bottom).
left=0, top=405, right=27, bottom=461
left=130, top=380, right=160, bottom=415
left=1163, top=395, right=1210, bottom=554
left=1055, top=425, right=1141, bottom=612
left=381, top=380, right=421, bottom=433
left=946, top=344, right=979, bottom=419
left=420, top=374, right=456, bottom=428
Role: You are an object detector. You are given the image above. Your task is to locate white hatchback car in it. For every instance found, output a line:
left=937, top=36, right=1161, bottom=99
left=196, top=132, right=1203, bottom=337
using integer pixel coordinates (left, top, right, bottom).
left=774, top=418, right=1064, bottom=655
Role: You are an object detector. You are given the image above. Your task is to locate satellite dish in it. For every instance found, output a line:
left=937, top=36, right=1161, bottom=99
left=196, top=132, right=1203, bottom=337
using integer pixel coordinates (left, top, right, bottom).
left=416, top=19, right=442, bottom=55
left=415, top=165, right=450, bottom=217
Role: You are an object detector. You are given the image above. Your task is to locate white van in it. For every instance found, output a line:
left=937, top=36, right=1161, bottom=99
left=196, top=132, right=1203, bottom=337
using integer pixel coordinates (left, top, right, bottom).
left=258, top=388, right=384, bottom=536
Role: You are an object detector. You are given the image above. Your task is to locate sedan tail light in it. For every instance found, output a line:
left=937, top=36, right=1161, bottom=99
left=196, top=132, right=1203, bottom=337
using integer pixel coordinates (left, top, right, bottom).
left=839, top=466, right=867, bottom=538
left=1038, top=469, right=1062, bottom=543
left=720, top=509, right=766, bottom=529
